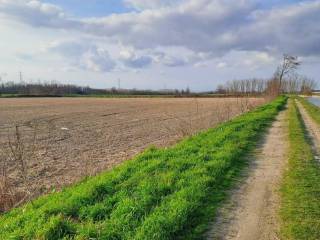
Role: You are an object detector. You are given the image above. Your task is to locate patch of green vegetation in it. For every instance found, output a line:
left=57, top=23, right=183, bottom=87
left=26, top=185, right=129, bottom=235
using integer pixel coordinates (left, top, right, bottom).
left=280, top=99, right=320, bottom=240
left=298, top=96, right=320, bottom=124
left=0, top=93, right=20, bottom=98
left=0, top=97, right=287, bottom=240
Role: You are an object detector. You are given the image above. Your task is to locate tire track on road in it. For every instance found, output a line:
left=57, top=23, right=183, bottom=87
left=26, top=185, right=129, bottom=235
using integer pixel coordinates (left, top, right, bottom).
left=296, top=100, right=320, bottom=161
left=207, top=108, right=288, bottom=240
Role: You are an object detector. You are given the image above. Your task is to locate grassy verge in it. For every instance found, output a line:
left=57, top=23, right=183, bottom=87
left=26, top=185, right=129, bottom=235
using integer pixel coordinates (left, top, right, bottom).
left=298, top=97, right=320, bottom=124
left=0, top=97, right=286, bottom=240
left=280, top=99, right=320, bottom=239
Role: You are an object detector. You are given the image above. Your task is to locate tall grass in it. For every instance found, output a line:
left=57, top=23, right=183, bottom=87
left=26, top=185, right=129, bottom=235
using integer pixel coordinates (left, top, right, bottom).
left=280, top=99, right=320, bottom=239
left=0, top=96, right=286, bottom=240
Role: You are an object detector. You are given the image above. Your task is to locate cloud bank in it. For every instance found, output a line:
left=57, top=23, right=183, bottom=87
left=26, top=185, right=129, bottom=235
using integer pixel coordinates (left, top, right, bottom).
left=1, top=0, right=320, bottom=72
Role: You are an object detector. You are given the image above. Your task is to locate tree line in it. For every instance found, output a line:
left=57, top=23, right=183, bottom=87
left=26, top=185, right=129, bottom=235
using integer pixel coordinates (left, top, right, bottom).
left=1, top=55, right=317, bottom=97
left=216, top=54, right=317, bottom=96
left=0, top=81, right=195, bottom=97
left=0, top=81, right=101, bottom=96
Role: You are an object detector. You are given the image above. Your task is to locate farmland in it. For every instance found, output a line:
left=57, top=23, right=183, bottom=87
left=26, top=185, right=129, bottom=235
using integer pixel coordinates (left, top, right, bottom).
left=0, top=96, right=286, bottom=239
left=0, top=97, right=265, bottom=211
left=1, top=1, right=319, bottom=238
left=1, top=95, right=320, bottom=240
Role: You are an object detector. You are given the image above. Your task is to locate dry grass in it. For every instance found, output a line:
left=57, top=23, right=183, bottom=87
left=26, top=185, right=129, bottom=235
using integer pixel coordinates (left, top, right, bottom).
left=0, top=97, right=266, bottom=212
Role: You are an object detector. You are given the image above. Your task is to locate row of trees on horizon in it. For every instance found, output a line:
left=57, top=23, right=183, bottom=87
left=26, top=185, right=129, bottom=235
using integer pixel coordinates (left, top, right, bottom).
left=217, top=74, right=317, bottom=96
left=0, top=81, right=195, bottom=96
left=0, top=55, right=317, bottom=97
left=217, top=54, right=317, bottom=96
left=0, top=81, right=105, bottom=96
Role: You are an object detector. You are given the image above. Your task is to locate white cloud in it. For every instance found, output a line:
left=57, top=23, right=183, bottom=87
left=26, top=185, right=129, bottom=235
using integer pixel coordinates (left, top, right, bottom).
left=218, top=50, right=276, bottom=70
left=44, top=40, right=116, bottom=72
left=151, top=47, right=209, bottom=67
left=0, top=0, right=320, bottom=77
left=0, top=0, right=78, bottom=28
left=81, top=48, right=116, bottom=72
left=124, top=0, right=182, bottom=10
left=119, top=48, right=153, bottom=68
left=152, top=51, right=189, bottom=67
left=102, top=0, right=320, bottom=57
left=217, top=62, right=227, bottom=68
left=2, top=0, right=319, bottom=60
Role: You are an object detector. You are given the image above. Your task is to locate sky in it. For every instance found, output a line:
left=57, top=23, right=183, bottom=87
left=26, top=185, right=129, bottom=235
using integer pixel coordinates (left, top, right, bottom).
left=0, top=0, right=319, bottom=91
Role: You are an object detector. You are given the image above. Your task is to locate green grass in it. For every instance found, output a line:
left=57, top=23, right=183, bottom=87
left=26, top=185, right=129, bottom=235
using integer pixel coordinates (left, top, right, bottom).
left=0, top=93, right=21, bottom=98
left=280, top=99, right=320, bottom=239
left=0, top=96, right=287, bottom=240
left=298, top=96, right=320, bottom=124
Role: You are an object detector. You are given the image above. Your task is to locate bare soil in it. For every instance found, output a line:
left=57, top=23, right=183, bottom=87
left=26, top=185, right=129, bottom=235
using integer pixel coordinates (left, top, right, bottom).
left=0, top=97, right=265, bottom=210
left=207, top=108, right=288, bottom=240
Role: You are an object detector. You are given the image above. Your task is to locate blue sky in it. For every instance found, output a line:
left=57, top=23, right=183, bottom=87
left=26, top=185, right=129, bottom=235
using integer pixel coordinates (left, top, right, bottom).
left=45, top=0, right=306, bottom=17
left=45, top=0, right=131, bottom=17
left=0, top=0, right=319, bottom=91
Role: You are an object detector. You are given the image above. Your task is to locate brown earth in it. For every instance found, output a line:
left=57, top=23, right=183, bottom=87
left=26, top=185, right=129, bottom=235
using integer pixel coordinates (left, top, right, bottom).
left=0, top=97, right=265, bottom=210
left=206, top=107, right=288, bottom=240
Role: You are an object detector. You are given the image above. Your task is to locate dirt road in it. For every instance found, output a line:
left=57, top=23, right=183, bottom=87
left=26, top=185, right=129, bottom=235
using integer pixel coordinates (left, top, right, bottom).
left=296, top=100, right=320, bottom=155
left=207, top=108, right=288, bottom=240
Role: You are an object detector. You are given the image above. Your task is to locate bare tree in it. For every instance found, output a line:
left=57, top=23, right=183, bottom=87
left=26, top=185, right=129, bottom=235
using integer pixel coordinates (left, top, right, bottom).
left=216, top=84, right=227, bottom=95
left=285, top=73, right=300, bottom=94
left=275, top=54, right=301, bottom=92
left=300, top=76, right=317, bottom=95
left=257, top=79, right=266, bottom=94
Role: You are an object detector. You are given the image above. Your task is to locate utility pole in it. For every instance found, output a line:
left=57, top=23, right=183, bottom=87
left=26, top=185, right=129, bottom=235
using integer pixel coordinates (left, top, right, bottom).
left=19, top=71, right=23, bottom=83
left=118, top=78, right=121, bottom=90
